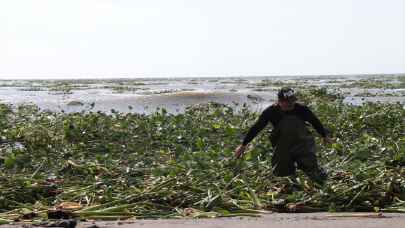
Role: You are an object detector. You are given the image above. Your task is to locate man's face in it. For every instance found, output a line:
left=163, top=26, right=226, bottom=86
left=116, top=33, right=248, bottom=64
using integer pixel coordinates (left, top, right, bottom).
left=278, top=100, right=295, bottom=111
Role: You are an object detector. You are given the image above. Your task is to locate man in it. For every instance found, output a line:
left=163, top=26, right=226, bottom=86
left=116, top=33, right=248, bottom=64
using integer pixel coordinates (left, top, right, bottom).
left=234, top=87, right=331, bottom=184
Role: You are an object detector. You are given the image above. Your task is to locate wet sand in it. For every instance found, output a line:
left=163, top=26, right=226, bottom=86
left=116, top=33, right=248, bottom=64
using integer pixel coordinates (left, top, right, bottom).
left=2, top=213, right=405, bottom=228
left=0, top=75, right=404, bottom=114
left=79, top=213, right=405, bottom=228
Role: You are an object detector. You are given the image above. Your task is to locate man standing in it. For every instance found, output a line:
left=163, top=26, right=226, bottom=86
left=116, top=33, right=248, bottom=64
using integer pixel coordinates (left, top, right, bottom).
left=235, top=87, right=331, bottom=184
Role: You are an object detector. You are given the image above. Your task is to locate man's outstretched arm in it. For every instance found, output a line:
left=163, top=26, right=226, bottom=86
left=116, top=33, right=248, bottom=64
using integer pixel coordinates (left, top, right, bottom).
left=235, top=107, right=272, bottom=158
left=303, top=106, right=332, bottom=144
left=242, top=110, right=271, bottom=145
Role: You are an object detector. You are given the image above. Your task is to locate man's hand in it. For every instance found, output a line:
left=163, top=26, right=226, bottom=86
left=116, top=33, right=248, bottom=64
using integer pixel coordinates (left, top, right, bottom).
left=322, top=136, right=333, bottom=145
left=234, top=144, right=247, bottom=159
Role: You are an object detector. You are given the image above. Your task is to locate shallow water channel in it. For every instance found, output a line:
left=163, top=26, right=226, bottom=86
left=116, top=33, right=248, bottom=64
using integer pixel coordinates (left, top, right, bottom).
left=0, top=75, right=403, bottom=114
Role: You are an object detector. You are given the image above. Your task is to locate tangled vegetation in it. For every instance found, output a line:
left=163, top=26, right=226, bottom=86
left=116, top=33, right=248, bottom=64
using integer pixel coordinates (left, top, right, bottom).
left=0, top=89, right=404, bottom=224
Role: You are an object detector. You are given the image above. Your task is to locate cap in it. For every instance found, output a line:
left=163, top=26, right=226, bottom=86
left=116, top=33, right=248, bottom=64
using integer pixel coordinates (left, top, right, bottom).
left=277, top=87, right=297, bottom=102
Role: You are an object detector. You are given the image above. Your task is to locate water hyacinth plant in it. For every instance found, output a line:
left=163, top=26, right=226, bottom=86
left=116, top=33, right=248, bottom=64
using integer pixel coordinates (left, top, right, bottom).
left=0, top=89, right=404, bottom=224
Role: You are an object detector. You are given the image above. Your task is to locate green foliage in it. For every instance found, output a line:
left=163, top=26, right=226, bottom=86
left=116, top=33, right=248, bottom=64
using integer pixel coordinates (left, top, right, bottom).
left=0, top=95, right=404, bottom=221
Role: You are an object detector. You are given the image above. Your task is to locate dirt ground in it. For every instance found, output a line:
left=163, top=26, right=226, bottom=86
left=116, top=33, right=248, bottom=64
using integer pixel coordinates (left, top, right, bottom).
left=2, top=213, right=405, bottom=228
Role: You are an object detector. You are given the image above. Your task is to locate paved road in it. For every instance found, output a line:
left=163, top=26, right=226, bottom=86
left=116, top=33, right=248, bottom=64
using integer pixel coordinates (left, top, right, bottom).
left=2, top=213, right=405, bottom=228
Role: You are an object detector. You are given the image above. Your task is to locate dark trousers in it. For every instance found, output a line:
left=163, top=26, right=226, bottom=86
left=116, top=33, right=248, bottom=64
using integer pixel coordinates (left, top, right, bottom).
left=271, top=115, right=327, bottom=184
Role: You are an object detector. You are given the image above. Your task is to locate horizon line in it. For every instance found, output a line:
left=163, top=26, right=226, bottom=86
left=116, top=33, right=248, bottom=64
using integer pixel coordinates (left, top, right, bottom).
left=0, top=72, right=404, bottom=81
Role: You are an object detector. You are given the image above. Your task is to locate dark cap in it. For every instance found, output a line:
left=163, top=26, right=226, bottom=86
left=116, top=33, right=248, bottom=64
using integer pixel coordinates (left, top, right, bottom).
left=277, top=87, right=297, bottom=102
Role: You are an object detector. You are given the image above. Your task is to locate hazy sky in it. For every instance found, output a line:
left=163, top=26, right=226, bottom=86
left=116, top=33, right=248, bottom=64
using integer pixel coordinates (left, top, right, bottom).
left=1, top=0, right=404, bottom=79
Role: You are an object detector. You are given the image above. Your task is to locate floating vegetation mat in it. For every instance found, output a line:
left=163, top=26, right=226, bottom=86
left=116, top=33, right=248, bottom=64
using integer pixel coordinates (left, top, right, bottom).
left=0, top=90, right=404, bottom=224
